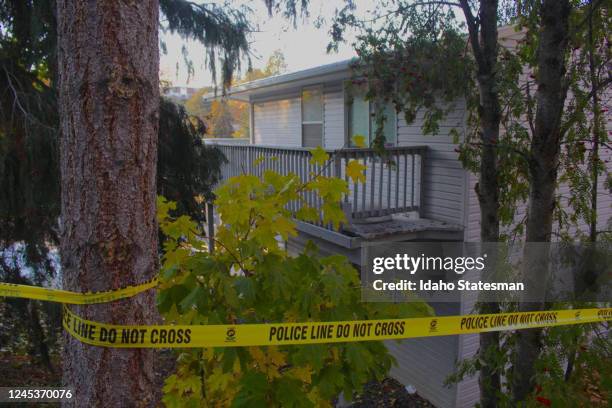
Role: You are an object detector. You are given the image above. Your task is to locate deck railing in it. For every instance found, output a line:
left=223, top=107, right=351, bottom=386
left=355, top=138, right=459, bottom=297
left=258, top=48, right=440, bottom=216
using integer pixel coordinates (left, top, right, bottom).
left=208, top=142, right=426, bottom=222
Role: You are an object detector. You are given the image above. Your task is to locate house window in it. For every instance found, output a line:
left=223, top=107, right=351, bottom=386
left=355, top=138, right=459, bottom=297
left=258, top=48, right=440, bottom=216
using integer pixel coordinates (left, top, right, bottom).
left=302, top=87, right=323, bottom=148
left=347, top=89, right=397, bottom=147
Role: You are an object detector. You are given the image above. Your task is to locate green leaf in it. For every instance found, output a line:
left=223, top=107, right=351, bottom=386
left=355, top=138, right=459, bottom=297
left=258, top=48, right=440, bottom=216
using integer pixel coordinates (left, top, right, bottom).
left=261, top=260, right=292, bottom=301
left=234, top=276, right=256, bottom=304
left=178, top=286, right=206, bottom=313
left=450, top=128, right=460, bottom=144
left=232, top=372, right=269, bottom=408
left=321, top=270, right=348, bottom=303
left=274, top=377, right=311, bottom=407
left=221, top=347, right=238, bottom=373
left=314, top=365, right=344, bottom=399
left=291, top=344, right=327, bottom=371
left=157, top=284, right=190, bottom=314
left=344, top=343, right=373, bottom=374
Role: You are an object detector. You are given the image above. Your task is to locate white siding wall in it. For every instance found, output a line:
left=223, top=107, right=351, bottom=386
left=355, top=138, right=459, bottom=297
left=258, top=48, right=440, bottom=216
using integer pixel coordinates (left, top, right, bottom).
left=252, top=87, right=346, bottom=149
left=253, top=97, right=302, bottom=146
left=324, top=87, right=346, bottom=149
left=397, top=99, right=468, bottom=224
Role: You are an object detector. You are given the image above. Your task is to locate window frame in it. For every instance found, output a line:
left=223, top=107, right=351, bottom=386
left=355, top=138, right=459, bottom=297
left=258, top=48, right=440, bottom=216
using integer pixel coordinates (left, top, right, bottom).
left=345, top=85, right=397, bottom=148
left=301, top=85, right=324, bottom=147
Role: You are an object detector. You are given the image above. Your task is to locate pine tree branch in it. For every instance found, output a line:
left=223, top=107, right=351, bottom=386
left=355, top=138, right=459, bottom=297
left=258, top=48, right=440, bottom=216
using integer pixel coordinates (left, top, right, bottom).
left=356, top=1, right=462, bottom=24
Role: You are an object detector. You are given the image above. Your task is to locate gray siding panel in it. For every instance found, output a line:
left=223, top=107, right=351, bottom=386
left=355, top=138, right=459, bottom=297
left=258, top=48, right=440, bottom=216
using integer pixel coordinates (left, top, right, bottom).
left=388, top=303, right=461, bottom=408
left=461, top=26, right=612, bottom=407
left=455, top=289, right=480, bottom=407
left=397, top=99, right=468, bottom=225
left=253, top=87, right=346, bottom=150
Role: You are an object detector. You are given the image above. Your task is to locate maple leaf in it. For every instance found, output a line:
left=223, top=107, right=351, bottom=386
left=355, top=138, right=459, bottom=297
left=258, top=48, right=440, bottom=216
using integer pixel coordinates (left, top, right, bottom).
left=352, top=134, right=366, bottom=148
left=346, top=160, right=366, bottom=183
left=309, top=146, right=329, bottom=166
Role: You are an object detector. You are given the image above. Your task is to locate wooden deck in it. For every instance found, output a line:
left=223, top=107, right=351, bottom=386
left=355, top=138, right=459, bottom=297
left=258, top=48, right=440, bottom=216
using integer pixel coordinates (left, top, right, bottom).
left=208, top=142, right=427, bottom=226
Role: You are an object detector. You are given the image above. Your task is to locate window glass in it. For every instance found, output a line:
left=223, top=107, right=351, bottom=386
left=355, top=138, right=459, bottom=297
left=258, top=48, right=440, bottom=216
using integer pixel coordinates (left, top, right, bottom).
left=302, top=124, right=323, bottom=148
left=371, top=102, right=397, bottom=147
left=302, top=88, right=323, bottom=123
left=350, top=96, right=370, bottom=146
left=347, top=87, right=397, bottom=147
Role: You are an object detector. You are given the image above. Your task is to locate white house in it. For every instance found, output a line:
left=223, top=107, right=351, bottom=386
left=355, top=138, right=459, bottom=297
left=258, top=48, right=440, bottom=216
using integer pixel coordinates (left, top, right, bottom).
left=162, top=86, right=198, bottom=100
left=203, top=26, right=612, bottom=408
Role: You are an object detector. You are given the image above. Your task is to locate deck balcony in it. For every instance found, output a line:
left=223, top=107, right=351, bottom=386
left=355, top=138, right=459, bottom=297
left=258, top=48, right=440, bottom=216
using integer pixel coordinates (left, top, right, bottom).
left=212, top=143, right=425, bottom=218
left=206, top=141, right=463, bottom=257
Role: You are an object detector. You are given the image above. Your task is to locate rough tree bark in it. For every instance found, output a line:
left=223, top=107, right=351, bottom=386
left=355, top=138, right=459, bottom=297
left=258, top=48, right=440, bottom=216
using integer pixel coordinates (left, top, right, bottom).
left=460, top=1, right=502, bottom=406
left=511, top=0, right=572, bottom=403
left=57, top=1, right=160, bottom=406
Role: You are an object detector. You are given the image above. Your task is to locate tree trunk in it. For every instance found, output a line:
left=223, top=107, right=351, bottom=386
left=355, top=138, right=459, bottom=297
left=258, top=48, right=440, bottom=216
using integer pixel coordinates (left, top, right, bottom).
left=461, top=1, right=502, bottom=406
left=511, top=0, right=571, bottom=403
left=57, top=1, right=160, bottom=406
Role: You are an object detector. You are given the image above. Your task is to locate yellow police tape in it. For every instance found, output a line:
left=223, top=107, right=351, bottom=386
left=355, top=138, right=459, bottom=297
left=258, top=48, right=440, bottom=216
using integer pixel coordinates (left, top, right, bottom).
left=62, top=306, right=612, bottom=348
left=0, top=279, right=158, bottom=304
left=2, top=281, right=611, bottom=348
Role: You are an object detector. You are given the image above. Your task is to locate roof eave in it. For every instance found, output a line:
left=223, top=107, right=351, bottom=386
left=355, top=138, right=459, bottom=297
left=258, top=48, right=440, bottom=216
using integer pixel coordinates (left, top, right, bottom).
left=202, top=58, right=355, bottom=103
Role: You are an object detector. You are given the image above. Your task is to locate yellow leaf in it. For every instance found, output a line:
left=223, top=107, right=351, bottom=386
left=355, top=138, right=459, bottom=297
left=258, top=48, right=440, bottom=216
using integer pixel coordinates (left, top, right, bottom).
left=352, top=134, right=366, bottom=148
left=249, top=346, right=267, bottom=367
left=346, top=160, right=366, bottom=183
left=296, top=206, right=319, bottom=223
left=309, top=146, right=329, bottom=166
left=267, top=346, right=286, bottom=368
left=254, top=156, right=265, bottom=166
left=207, top=367, right=233, bottom=392
left=274, top=216, right=297, bottom=240
left=322, top=201, right=346, bottom=230
left=202, top=348, right=215, bottom=362
left=308, top=389, right=333, bottom=408
left=248, top=346, right=287, bottom=379
left=289, top=365, right=313, bottom=384
left=330, top=347, right=340, bottom=362
left=157, top=195, right=176, bottom=223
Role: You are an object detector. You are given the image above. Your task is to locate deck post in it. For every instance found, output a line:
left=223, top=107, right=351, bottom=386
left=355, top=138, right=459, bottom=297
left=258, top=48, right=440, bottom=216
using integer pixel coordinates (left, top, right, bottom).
left=249, top=101, right=255, bottom=144
left=206, top=200, right=215, bottom=254
left=419, top=148, right=426, bottom=218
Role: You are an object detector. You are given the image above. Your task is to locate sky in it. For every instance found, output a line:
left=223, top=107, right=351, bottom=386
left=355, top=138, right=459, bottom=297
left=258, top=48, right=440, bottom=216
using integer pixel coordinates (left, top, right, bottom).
left=159, top=0, right=377, bottom=88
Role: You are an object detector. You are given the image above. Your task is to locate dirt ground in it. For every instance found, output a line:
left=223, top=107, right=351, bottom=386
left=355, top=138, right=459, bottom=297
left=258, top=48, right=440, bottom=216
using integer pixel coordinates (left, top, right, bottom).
left=350, top=378, right=436, bottom=408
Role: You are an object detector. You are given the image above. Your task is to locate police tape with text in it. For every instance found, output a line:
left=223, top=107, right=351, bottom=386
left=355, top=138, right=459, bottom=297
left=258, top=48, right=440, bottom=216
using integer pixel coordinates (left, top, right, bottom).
left=1, top=280, right=611, bottom=348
